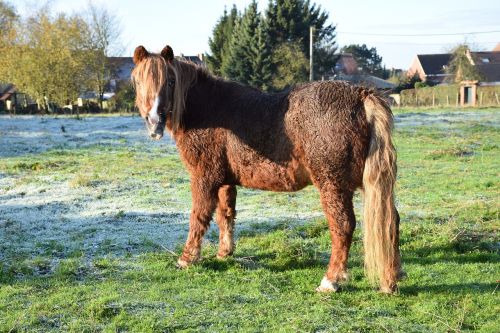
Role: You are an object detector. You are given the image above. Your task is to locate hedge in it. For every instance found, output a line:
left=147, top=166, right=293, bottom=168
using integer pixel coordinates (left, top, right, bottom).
left=400, top=84, right=500, bottom=107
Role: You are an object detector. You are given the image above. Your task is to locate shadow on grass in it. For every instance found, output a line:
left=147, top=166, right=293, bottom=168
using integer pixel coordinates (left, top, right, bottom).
left=1, top=199, right=499, bottom=300
left=199, top=252, right=327, bottom=272
left=400, top=282, right=498, bottom=296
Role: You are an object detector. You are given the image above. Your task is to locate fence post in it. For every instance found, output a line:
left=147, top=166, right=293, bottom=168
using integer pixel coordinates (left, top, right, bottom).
left=415, top=91, right=418, bottom=107
left=456, top=93, right=459, bottom=107
left=496, top=93, right=500, bottom=106
left=432, top=92, right=435, bottom=108
left=479, top=92, right=483, bottom=107
left=446, top=95, right=449, bottom=106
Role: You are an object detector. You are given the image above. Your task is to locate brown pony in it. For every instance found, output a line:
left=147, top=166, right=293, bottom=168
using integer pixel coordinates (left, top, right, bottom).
left=131, top=45, right=402, bottom=293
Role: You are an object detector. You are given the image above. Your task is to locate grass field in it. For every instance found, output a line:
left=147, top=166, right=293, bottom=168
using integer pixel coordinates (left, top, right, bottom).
left=0, top=109, right=499, bottom=332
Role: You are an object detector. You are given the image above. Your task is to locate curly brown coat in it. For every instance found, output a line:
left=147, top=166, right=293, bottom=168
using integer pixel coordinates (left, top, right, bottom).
left=131, top=45, right=402, bottom=293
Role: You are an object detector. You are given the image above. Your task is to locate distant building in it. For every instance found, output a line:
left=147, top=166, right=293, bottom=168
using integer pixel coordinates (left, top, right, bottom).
left=334, top=53, right=359, bottom=75
left=407, top=54, right=452, bottom=84
left=107, top=54, right=205, bottom=92
left=407, top=45, right=500, bottom=85
left=332, top=52, right=395, bottom=90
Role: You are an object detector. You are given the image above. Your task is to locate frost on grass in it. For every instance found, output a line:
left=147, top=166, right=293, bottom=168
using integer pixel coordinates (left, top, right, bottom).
left=0, top=115, right=322, bottom=267
left=0, top=111, right=498, bottom=268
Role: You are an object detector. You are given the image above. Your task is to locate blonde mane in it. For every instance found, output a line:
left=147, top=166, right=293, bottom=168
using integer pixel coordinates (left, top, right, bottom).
left=131, top=55, right=199, bottom=133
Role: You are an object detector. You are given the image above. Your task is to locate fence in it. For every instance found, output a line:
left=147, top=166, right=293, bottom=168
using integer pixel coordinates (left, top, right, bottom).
left=399, top=84, right=500, bottom=107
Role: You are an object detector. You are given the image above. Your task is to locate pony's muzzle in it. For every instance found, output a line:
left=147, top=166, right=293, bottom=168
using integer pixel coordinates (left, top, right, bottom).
left=150, top=131, right=163, bottom=140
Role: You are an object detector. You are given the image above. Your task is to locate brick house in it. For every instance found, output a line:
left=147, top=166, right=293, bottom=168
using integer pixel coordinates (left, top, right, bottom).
left=407, top=45, right=500, bottom=85
left=332, top=53, right=395, bottom=90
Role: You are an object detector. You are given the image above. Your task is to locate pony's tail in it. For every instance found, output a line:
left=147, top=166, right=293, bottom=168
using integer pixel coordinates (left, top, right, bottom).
left=362, top=94, right=400, bottom=293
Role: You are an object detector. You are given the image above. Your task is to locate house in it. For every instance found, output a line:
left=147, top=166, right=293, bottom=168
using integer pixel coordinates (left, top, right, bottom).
left=334, top=73, right=396, bottom=90
left=107, top=56, right=135, bottom=92
left=107, top=54, right=205, bottom=91
left=332, top=52, right=396, bottom=90
left=0, top=83, right=35, bottom=111
left=407, top=54, right=452, bottom=84
left=334, top=53, right=359, bottom=75
left=407, top=45, right=500, bottom=85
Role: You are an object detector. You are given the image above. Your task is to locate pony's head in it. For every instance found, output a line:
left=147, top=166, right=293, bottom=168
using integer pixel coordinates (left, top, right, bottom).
left=131, top=44, right=191, bottom=138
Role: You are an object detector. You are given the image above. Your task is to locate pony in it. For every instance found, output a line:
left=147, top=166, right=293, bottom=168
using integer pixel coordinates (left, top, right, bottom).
left=131, top=44, right=402, bottom=293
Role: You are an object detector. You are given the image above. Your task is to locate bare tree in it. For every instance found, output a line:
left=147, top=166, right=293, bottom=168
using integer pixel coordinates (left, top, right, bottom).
left=0, top=0, right=17, bottom=31
left=85, top=2, right=123, bottom=109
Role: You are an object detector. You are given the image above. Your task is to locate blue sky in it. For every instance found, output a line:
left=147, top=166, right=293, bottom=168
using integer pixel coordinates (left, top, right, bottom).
left=17, top=0, right=500, bottom=69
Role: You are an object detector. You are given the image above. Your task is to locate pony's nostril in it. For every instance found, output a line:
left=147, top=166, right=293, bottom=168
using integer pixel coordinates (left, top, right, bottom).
left=150, top=133, right=157, bottom=138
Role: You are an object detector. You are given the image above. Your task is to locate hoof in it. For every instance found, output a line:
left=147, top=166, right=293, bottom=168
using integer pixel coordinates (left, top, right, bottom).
left=398, top=269, right=407, bottom=281
left=176, top=256, right=199, bottom=269
left=316, top=276, right=340, bottom=293
left=216, top=251, right=233, bottom=260
left=380, top=284, right=398, bottom=294
left=176, top=258, right=190, bottom=269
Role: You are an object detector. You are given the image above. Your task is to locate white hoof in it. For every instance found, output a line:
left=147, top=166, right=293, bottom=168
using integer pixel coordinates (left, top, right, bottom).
left=315, top=276, right=340, bottom=293
left=176, top=258, right=190, bottom=269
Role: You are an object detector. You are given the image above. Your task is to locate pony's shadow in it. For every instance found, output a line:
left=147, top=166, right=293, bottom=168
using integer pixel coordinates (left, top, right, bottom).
left=199, top=252, right=327, bottom=273
left=400, top=282, right=498, bottom=296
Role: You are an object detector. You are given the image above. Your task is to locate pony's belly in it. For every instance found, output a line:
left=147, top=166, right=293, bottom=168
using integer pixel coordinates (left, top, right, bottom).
left=234, top=159, right=311, bottom=192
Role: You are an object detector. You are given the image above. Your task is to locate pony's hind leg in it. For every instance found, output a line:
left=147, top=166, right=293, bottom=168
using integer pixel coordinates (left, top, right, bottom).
left=215, top=185, right=237, bottom=259
left=315, top=185, right=356, bottom=292
left=177, top=180, right=218, bottom=268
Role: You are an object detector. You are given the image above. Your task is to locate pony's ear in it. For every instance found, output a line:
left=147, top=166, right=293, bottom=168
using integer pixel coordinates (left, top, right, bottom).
left=133, top=45, right=149, bottom=64
left=161, top=45, right=174, bottom=63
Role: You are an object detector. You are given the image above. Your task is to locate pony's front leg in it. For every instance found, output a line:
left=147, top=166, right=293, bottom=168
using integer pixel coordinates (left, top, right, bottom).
left=177, top=181, right=218, bottom=268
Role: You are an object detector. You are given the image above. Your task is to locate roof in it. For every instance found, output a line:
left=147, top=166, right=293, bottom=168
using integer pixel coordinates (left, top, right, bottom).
left=335, top=53, right=358, bottom=75
left=473, top=51, right=500, bottom=64
left=108, top=57, right=135, bottom=81
left=335, top=74, right=396, bottom=89
left=179, top=55, right=205, bottom=66
left=0, top=84, right=16, bottom=101
left=416, top=54, right=451, bottom=76
left=493, top=43, right=500, bottom=52
left=476, top=63, right=500, bottom=82
left=107, top=56, right=134, bottom=68
left=106, top=55, right=205, bottom=81
left=414, top=50, right=500, bottom=83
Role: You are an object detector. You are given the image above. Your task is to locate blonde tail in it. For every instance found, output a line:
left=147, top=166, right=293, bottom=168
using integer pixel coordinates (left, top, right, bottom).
left=362, top=94, right=400, bottom=293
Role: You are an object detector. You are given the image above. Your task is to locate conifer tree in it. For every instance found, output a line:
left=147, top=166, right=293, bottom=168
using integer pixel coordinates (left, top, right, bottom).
left=206, top=5, right=239, bottom=76
left=250, top=19, right=273, bottom=91
left=266, top=0, right=337, bottom=78
left=223, top=0, right=273, bottom=89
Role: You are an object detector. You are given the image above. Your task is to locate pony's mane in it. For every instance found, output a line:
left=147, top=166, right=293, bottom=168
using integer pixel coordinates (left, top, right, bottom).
left=131, top=54, right=202, bottom=132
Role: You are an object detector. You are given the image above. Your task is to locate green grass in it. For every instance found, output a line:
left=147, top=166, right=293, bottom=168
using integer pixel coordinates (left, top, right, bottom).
left=0, top=109, right=499, bottom=332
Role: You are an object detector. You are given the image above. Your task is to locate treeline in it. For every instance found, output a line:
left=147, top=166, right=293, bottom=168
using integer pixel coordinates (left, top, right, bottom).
left=206, top=0, right=337, bottom=91
left=0, top=1, right=123, bottom=111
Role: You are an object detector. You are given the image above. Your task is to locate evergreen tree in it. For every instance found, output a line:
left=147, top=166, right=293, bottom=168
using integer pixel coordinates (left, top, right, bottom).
left=266, top=0, right=337, bottom=78
left=272, top=41, right=309, bottom=90
left=206, top=5, right=239, bottom=76
left=250, top=19, right=273, bottom=91
left=206, top=0, right=338, bottom=88
left=223, top=1, right=272, bottom=90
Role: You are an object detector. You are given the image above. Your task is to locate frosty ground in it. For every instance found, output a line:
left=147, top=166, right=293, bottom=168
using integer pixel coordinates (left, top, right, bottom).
left=0, top=109, right=498, bottom=332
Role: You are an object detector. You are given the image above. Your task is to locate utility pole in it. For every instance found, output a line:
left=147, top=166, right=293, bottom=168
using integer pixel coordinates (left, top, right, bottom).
left=309, top=26, right=314, bottom=81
